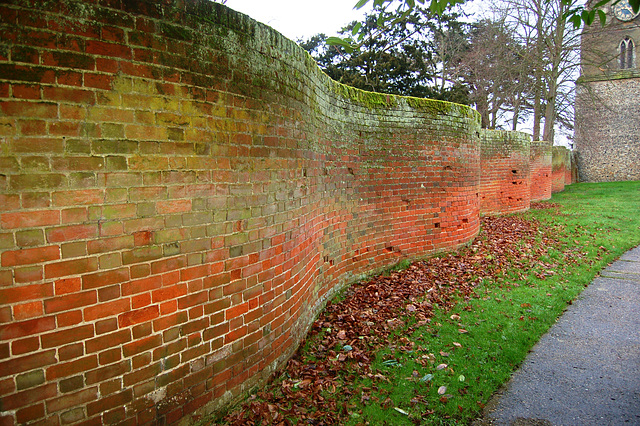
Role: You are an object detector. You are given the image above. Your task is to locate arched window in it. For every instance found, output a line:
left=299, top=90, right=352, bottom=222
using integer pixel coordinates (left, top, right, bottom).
left=620, top=37, right=635, bottom=69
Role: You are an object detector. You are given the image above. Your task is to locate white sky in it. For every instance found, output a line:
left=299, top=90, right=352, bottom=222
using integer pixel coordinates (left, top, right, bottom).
left=223, top=0, right=369, bottom=42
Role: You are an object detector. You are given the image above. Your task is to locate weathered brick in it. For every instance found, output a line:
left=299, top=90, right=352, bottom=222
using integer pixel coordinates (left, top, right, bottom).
left=84, top=298, right=130, bottom=322
left=0, top=316, right=55, bottom=340
left=0, top=383, right=56, bottom=411
left=44, top=257, right=98, bottom=279
left=47, top=387, right=97, bottom=412
left=86, top=329, right=131, bottom=353
left=1, top=210, right=60, bottom=229
left=0, top=349, right=57, bottom=377
left=118, top=305, right=159, bottom=328
left=46, top=224, right=98, bottom=243
left=16, top=369, right=45, bottom=390
left=81, top=267, right=130, bottom=290
left=41, top=324, right=94, bottom=349
left=1, top=245, right=59, bottom=267
left=12, top=301, right=43, bottom=320
left=46, top=355, right=97, bottom=380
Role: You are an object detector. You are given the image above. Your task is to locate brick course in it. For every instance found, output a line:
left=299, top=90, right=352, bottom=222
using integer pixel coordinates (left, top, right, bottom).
left=479, top=130, right=531, bottom=215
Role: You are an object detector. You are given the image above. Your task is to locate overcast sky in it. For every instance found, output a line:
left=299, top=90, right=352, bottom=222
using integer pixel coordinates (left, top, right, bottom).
left=223, top=0, right=375, bottom=42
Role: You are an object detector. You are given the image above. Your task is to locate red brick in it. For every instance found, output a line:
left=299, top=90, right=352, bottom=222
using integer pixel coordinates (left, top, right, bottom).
left=0, top=283, right=53, bottom=304
left=46, top=355, right=97, bottom=380
left=43, top=86, right=96, bottom=104
left=84, top=72, right=114, bottom=90
left=85, top=360, right=130, bottom=385
left=13, top=301, right=43, bottom=320
left=122, top=334, right=161, bottom=358
left=57, top=310, right=83, bottom=328
left=0, top=383, right=56, bottom=410
left=46, top=224, right=98, bottom=243
left=44, top=257, right=98, bottom=279
left=0, top=101, right=57, bottom=118
left=86, top=329, right=131, bottom=353
left=118, top=305, right=159, bottom=328
left=87, top=235, right=134, bottom=254
left=41, top=324, right=93, bottom=349
left=86, top=389, right=133, bottom=417
left=86, top=40, right=132, bottom=59
left=54, top=277, right=81, bottom=295
left=46, top=387, right=97, bottom=414
left=0, top=194, right=20, bottom=212
left=84, top=298, right=130, bottom=321
left=157, top=199, right=191, bottom=214
left=12, top=84, right=40, bottom=99
left=98, top=285, right=121, bottom=302
left=11, top=337, right=40, bottom=355
left=122, top=276, right=161, bottom=296
left=14, top=266, right=43, bottom=283
left=0, top=316, right=55, bottom=340
left=0, top=351, right=55, bottom=377
left=51, top=189, right=104, bottom=207
left=98, top=348, right=121, bottom=366
left=151, top=284, right=187, bottom=304
left=45, top=291, right=97, bottom=314
left=82, top=267, right=129, bottom=289
left=16, top=402, right=45, bottom=423
left=95, top=318, right=118, bottom=335
left=1, top=246, right=60, bottom=267
left=58, top=343, right=84, bottom=362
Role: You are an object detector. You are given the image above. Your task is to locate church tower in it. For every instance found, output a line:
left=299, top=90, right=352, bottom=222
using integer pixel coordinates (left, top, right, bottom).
left=575, top=0, right=640, bottom=182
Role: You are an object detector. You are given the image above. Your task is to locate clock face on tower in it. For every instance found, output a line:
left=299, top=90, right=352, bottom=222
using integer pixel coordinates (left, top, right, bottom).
left=613, top=0, right=639, bottom=21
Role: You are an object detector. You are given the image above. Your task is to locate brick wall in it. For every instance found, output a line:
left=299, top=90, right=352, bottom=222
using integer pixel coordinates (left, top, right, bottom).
left=479, top=130, right=531, bottom=215
left=530, top=140, right=552, bottom=202
left=0, top=0, right=482, bottom=424
left=552, top=146, right=571, bottom=193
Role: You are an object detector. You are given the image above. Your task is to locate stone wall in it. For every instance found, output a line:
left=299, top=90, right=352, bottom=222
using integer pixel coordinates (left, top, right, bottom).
left=530, top=140, right=553, bottom=202
left=0, top=1, right=482, bottom=424
left=479, top=130, right=531, bottom=215
left=575, top=3, right=640, bottom=182
left=575, top=78, right=640, bottom=182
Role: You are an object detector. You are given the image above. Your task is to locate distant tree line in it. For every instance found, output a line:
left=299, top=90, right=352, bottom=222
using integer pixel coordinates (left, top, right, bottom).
left=303, top=0, right=582, bottom=144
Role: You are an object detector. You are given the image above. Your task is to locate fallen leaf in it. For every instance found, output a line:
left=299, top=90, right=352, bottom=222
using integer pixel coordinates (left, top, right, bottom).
left=336, top=330, right=346, bottom=340
left=458, top=329, right=468, bottom=334
left=420, top=374, right=434, bottom=382
left=450, top=314, right=460, bottom=321
left=438, top=386, right=447, bottom=395
left=436, top=363, right=448, bottom=370
left=452, top=342, right=462, bottom=348
left=394, top=407, right=409, bottom=415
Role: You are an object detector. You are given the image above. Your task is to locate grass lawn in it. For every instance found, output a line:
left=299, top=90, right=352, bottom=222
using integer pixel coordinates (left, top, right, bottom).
left=219, top=181, right=640, bottom=425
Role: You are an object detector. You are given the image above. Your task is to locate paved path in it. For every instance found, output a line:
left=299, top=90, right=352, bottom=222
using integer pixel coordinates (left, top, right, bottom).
left=478, top=246, right=640, bottom=426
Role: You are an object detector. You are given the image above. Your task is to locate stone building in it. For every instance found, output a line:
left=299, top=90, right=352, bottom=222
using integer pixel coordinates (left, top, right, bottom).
left=575, top=0, right=640, bottom=182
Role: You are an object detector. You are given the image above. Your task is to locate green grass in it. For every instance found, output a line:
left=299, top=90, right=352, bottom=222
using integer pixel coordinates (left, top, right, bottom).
left=342, top=181, right=640, bottom=425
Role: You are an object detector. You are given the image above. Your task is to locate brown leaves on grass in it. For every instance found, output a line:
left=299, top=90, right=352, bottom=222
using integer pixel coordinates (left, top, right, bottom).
left=222, top=216, right=563, bottom=425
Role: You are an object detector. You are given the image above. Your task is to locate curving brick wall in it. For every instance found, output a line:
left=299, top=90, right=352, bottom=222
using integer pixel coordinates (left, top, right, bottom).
left=479, top=130, right=531, bottom=215
left=552, top=146, right=572, bottom=193
left=0, top=0, right=482, bottom=424
left=530, top=140, right=552, bottom=202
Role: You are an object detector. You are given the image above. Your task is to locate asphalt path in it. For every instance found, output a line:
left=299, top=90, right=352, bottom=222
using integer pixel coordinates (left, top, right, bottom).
left=477, top=245, right=640, bottom=426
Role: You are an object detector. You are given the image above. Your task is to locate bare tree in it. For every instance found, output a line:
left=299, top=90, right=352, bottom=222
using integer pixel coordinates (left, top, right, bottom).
left=490, top=0, right=581, bottom=142
left=454, top=19, right=534, bottom=129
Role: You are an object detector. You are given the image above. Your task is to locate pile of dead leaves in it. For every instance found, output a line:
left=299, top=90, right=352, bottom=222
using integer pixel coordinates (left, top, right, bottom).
left=221, top=215, right=565, bottom=425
